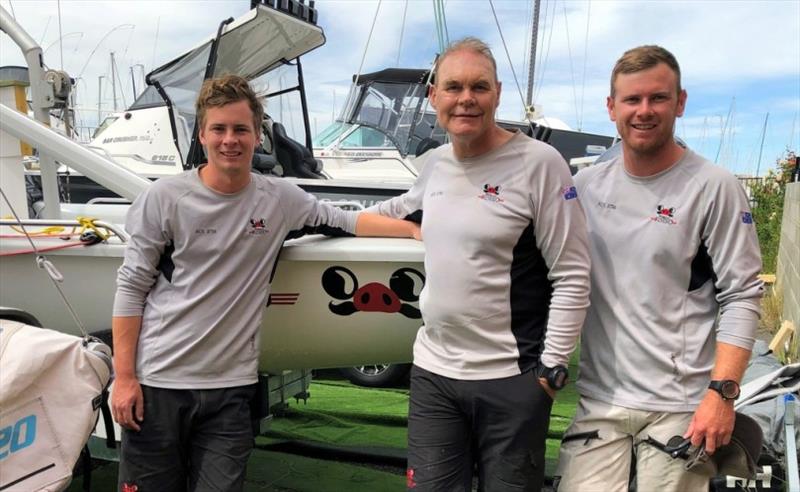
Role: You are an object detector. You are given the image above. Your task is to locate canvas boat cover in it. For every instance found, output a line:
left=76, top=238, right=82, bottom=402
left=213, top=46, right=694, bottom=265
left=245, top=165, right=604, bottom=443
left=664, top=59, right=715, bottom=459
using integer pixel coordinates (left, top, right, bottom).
left=0, top=320, right=112, bottom=491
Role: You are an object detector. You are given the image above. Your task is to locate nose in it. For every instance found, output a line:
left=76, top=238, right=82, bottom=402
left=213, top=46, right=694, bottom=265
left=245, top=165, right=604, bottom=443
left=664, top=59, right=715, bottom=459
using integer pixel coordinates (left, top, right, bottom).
left=458, top=88, right=476, bottom=106
left=636, top=100, right=655, bottom=117
left=222, top=129, right=238, bottom=145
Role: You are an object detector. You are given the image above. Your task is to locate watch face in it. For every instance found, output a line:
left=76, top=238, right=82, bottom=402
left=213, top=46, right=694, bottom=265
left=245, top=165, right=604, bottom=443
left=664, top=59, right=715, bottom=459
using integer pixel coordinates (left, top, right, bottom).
left=721, top=380, right=739, bottom=399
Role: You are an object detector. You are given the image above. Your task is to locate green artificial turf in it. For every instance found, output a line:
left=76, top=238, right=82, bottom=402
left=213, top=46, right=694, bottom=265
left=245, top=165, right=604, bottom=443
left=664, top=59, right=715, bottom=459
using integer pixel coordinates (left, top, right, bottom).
left=66, top=353, right=580, bottom=491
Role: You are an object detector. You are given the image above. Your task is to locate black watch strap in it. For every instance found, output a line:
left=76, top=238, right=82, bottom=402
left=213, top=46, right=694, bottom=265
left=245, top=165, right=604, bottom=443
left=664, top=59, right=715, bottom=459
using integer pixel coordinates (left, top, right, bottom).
left=537, top=365, right=569, bottom=391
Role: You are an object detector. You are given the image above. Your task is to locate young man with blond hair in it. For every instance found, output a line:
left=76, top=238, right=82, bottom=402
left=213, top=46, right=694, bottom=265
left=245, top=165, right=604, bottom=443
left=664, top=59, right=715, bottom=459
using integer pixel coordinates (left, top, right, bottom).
left=554, top=45, right=763, bottom=491
left=371, top=37, right=591, bottom=491
left=111, top=74, right=419, bottom=491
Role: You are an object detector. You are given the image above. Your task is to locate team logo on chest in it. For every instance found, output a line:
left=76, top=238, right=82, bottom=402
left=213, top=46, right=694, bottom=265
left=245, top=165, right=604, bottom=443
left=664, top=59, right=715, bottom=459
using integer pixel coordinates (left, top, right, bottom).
left=248, top=218, right=270, bottom=235
left=478, top=184, right=504, bottom=203
left=650, top=205, right=678, bottom=225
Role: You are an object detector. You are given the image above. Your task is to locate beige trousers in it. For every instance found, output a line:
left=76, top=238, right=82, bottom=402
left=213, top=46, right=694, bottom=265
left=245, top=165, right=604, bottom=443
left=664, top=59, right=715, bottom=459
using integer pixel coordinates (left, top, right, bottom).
left=554, top=396, right=711, bottom=492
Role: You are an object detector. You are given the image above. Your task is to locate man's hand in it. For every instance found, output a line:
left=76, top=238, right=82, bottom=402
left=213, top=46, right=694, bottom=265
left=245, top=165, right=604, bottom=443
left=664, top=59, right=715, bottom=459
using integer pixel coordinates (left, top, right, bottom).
left=683, top=391, right=735, bottom=455
left=409, top=222, right=422, bottom=241
left=112, top=375, right=144, bottom=431
left=538, top=377, right=556, bottom=400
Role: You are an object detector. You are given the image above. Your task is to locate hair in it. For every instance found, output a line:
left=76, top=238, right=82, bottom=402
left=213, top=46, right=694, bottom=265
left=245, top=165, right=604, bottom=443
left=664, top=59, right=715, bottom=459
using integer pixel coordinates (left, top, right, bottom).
left=195, top=74, right=263, bottom=132
left=435, top=37, right=498, bottom=82
left=610, top=45, right=682, bottom=97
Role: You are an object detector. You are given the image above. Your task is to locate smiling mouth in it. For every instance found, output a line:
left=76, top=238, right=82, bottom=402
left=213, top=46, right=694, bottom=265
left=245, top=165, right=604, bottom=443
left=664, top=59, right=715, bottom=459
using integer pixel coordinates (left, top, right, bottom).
left=220, top=151, right=242, bottom=157
left=631, top=123, right=656, bottom=131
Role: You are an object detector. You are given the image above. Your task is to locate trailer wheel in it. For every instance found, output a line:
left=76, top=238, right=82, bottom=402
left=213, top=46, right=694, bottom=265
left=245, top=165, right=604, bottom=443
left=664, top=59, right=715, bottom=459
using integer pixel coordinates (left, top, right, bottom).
left=339, top=363, right=411, bottom=388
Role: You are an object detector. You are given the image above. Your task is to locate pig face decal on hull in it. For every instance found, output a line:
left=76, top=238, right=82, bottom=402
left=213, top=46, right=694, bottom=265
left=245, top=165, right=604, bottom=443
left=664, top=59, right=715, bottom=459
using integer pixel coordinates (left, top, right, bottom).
left=321, top=266, right=425, bottom=319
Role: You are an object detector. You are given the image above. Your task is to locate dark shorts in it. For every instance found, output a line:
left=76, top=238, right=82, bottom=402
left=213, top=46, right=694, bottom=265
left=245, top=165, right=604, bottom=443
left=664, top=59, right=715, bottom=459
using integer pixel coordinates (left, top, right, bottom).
left=118, top=384, right=257, bottom=492
left=407, top=365, right=553, bottom=491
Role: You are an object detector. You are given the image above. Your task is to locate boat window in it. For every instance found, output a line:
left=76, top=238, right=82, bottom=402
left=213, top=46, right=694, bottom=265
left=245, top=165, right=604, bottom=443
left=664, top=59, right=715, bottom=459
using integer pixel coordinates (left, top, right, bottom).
left=313, top=122, right=353, bottom=147
left=339, top=126, right=392, bottom=148
left=350, top=81, right=428, bottom=155
left=128, top=86, right=167, bottom=110
left=92, top=116, right=119, bottom=140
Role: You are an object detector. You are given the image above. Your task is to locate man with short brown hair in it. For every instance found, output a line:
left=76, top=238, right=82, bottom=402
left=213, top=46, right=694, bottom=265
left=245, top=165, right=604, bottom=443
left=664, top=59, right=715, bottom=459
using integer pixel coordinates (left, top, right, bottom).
left=372, top=37, right=591, bottom=491
left=554, top=45, right=763, bottom=491
left=111, top=74, right=419, bottom=491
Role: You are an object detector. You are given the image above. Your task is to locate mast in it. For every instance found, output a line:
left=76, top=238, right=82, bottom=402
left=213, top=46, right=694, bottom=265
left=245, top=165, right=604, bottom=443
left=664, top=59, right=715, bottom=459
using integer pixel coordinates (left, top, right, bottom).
left=110, top=51, right=118, bottom=111
left=525, top=0, right=540, bottom=111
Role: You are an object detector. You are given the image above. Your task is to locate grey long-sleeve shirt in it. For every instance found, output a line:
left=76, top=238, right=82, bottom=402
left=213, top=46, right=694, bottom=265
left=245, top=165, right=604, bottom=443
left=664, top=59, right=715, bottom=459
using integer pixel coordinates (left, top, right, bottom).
left=371, top=132, right=591, bottom=379
left=575, top=149, right=763, bottom=412
left=113, top=168, right=358, bottom=389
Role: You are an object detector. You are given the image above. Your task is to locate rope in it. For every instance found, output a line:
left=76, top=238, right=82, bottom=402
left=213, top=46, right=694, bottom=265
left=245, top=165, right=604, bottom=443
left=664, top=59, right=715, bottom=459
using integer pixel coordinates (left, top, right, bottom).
left=0, top=241, right=86, bottom=257
left=76, top=216, right=110, bottom=241
left=0, top=188, right=88, bottom=337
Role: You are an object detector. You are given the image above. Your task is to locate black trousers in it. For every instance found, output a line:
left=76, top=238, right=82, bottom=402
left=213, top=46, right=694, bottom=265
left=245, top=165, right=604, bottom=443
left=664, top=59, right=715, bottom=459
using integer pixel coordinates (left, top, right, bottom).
left=118, top=384, right=256, bottom=492
left=407, top=365, right=553, bottom=492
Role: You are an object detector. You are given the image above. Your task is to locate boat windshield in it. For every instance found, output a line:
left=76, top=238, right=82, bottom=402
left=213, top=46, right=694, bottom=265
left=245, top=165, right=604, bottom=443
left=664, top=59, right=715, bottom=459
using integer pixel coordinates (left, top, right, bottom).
left=144, top=4, right=325, bottom=164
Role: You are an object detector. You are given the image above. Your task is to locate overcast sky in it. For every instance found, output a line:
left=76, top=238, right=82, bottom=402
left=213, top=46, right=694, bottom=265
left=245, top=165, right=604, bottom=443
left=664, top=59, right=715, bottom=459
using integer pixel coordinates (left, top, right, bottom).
left=1, top=0, right=798, bottom=175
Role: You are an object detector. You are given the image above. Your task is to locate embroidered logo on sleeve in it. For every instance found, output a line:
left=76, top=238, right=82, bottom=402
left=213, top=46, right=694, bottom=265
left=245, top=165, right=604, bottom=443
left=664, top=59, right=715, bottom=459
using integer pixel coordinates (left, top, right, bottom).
left=741, top=211, right=754, bottom=224
left=650, top=205, right=678, bottom=225
left=562, top=185, right=578, bottom=200
left=478, top=184, right=504, bottom=202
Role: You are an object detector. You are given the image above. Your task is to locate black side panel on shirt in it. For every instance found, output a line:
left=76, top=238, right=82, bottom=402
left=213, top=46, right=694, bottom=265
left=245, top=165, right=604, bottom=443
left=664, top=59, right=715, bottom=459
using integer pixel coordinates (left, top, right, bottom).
left=157, top=242, right=175, bottom=283
left=688, top=240, right=717, bottom=292
left=510, top=221, right=554, bottom=372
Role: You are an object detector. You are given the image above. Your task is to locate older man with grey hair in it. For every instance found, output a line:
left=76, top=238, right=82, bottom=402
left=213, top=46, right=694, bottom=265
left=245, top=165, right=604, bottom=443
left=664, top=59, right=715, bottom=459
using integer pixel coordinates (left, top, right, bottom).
left=371, top=37, right=591, bottom=491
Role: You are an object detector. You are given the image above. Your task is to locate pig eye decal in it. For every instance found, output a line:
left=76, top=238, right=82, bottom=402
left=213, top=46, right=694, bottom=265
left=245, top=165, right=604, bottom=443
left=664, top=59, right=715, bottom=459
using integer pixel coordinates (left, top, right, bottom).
left=390, top=268, right=425, bottom=302
left=322, top=266, right=358, bottom=300
left=321, top=266, right=425, bottom=319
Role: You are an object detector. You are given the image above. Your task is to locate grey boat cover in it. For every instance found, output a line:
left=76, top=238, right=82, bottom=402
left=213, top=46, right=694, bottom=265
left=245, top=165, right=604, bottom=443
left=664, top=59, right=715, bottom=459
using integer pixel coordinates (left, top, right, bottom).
left=0, top=320, right=112, bottom=491
left=735, top=340, right=800, bottom=459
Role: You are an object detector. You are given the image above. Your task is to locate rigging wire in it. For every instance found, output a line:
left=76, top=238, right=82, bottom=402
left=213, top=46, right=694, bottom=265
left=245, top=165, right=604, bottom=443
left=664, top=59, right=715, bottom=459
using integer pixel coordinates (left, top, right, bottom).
left=0, top=188, right=88, bottom=338
left=336, top=0, right=382, bottom=147
left=396, top=0, right=409, bottom=66
left=534, top=0, right=556, bottom=104
left=488, top=0, right=534, bottom=131
left=577, top=0, right=591, bottom=131
left=562, top=4, right=579, bottom=128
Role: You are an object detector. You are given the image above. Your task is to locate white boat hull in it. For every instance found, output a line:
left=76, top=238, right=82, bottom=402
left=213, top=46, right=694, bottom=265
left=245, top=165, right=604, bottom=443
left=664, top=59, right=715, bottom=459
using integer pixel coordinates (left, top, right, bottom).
left=0, top=234, right=425, bottom=373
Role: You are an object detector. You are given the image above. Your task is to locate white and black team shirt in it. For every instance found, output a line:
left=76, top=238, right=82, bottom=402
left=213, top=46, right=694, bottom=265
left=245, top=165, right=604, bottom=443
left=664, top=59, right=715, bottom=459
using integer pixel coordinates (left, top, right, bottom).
left=113, top=168, right=359, bottom=389
left=372, top=132, right=592, bottom=380
left=575, top=148, right=763, bottom=412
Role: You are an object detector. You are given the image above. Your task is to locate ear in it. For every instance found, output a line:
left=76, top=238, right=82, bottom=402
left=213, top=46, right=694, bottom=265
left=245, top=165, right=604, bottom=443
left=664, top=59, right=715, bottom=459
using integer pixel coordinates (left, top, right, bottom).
left=495, top=81, right=502, bottom=108
left=606, top=95, right=616, bottom=122
left=198, top=126, right=207, bottom=147
left=428, top=84, right=438, bottom=110
left=676, top=89, right=687, bottom=117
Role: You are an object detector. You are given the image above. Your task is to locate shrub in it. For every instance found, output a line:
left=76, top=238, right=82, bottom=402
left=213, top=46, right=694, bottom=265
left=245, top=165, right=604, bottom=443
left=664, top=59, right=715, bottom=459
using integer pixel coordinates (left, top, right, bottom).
left=750, top=151, right=797, bottom=273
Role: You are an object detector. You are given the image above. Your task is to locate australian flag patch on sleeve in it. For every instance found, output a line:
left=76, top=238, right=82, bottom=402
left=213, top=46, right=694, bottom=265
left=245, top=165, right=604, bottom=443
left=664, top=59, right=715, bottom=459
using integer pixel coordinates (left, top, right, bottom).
left=741, top=211, right=753, bottom=224
left=562, top=186, right=578, bottom=200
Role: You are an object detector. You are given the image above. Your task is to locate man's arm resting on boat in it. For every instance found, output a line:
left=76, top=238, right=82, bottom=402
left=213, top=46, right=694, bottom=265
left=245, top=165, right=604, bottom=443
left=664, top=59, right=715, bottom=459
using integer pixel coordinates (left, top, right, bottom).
left=683, top=342, right=751, bottom=455
left=111, top=315, right=145, bottom=432
left=355, top=213, right=422, bottom=240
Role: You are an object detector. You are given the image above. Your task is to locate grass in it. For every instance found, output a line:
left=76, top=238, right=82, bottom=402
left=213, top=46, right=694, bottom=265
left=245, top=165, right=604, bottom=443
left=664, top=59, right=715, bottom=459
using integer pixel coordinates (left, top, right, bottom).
left=67, top=356, right=581, bottom=491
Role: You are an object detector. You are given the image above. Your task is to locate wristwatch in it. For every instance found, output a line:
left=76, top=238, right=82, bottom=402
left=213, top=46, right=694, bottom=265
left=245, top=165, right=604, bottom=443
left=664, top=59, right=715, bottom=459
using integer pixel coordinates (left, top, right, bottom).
left=537, top=365, right=569, bottom=391
left=708, top=379, right=740, bottom=400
